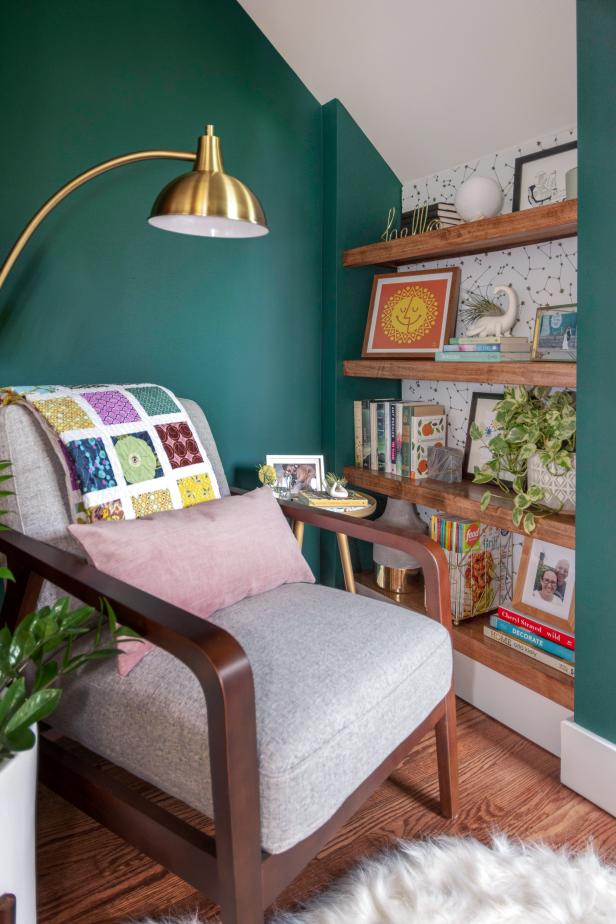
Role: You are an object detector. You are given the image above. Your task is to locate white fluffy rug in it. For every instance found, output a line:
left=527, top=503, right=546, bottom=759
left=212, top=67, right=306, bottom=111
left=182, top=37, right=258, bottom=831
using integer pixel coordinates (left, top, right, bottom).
left=133, top=835, right=616, bottom=924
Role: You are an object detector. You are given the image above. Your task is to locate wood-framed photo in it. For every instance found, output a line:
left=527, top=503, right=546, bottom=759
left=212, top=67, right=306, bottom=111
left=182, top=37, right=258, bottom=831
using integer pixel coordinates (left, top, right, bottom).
left=512, top=141, right=577, bottom=211
left=362, top=267, right=460, bottom=359
left=531, top=304, right=577, bottom=362
left=513, top=538, right=575, bottom=631
left=463, top=391, right=511, bottom=482
left=265, top=454, right=324, bottom=494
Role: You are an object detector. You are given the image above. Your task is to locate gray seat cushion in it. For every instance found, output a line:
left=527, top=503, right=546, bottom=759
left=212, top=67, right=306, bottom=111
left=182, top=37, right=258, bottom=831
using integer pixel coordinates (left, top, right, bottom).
left=49, top=582, right=451, bottom=854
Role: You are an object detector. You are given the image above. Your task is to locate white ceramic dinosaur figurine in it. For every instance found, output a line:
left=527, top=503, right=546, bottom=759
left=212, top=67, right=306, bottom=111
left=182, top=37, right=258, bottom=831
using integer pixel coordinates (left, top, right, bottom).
left=465, top=285, right=519, bottom=338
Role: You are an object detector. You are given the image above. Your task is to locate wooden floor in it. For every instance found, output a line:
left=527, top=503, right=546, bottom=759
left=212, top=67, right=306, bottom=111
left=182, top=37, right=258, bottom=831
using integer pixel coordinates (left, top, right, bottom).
left=37, top=700, right=616, bottom=923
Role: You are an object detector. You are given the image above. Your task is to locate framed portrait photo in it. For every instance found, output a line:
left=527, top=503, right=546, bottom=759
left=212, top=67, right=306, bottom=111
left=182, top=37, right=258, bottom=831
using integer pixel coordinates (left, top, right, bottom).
left=463, top=391, right=513, bottom=483
left=512, top=141, right=577, bottom=211
left=362, top=267, right=460, bottom=359
left=531, top=304, right=577, bottom=362
left=513, top=538, right=575, bottom=631
left=265, top=454, right=324, bottom=495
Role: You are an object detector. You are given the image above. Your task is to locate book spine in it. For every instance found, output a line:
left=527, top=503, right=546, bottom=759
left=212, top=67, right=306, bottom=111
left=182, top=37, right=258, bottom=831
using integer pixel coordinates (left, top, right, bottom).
left=361, top=400, right=371, bottom=469
left=483, top=626, right=575, bottom=677
left=390, top=402, right=397, bottom=468
left=443, top=343, right=500, bottom=352
left=401, top=405, right=411, bottom=478
left=489, top=616, right=575, bottom=663
left=395, top=403, right=403, bottom=476
left=353, top=401, right=363, bottom=467
left=435, top=351, right=530, bottom=362
left=377, top=402, right=386, bottom=473
left=498, top=605, right=575, bottom=650
left=369, top=403, right=378, bottom=470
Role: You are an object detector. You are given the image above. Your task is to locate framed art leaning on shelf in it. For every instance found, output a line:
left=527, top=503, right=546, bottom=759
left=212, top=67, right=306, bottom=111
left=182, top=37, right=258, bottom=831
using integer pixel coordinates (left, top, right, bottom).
left=513, top=537, right=575, bottom=632
left=362, top=267, right=460, bottom=359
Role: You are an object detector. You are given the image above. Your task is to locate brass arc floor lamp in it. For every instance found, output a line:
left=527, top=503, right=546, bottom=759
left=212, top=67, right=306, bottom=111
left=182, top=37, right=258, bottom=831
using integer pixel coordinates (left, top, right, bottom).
left=0, top=124, right=268, bottom=291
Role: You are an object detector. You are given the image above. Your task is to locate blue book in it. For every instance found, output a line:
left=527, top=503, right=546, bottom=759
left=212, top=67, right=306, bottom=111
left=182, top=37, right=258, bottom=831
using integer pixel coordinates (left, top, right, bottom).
left=443, top=343, right=501, bottom=352
left=435, top=351, right=531, bottom=362
left=489, top=615, right=575, bottom=663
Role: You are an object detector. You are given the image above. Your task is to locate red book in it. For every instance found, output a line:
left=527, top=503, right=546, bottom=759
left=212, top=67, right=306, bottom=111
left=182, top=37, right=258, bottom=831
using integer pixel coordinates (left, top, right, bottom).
left=497, top=605, right=575, bottom=651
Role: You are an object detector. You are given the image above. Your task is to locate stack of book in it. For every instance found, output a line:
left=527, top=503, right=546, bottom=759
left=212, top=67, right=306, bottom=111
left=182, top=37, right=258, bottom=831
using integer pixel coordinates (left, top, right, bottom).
left=484, top=603, right=575, bottom=677
left=353, top=399, right=446, bottom=479
left=401, top=202, right=461, bottom=230
left=435, top=335, right=531, bottom=362
left=296, top=489, right=369, bottom=513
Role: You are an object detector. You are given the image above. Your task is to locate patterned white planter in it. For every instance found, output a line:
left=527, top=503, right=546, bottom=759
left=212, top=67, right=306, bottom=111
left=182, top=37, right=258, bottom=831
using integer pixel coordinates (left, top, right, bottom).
left=527, top=453, right=576, bottom=513
left=0, top=730, right=38, bottom=924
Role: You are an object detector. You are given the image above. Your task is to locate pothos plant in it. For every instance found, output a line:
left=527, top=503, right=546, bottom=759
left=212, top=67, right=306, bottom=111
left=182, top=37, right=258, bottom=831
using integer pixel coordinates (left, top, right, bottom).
left=470, top=386, right=576, bottom=534
left=0, top=461, right=128, bottom=764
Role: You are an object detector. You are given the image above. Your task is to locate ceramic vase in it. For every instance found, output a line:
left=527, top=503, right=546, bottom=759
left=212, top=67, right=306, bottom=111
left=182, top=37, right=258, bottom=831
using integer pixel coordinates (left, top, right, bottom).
left=527, top=453, right=576, bottom=512
left=454, top=176, right=503, bottom=222
left=373, top=499, right=427, bottom=592
left=0, top=729, right=38, bottom=924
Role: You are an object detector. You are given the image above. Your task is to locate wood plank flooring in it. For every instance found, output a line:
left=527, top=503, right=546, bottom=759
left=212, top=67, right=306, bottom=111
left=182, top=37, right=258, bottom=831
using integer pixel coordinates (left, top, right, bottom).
left=36, top=701, right=616, bottom=922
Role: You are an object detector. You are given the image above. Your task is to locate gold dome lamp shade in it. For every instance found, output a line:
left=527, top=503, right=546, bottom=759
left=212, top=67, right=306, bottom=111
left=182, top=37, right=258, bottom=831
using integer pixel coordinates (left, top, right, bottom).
left=149, top=124, right=269, bottom=238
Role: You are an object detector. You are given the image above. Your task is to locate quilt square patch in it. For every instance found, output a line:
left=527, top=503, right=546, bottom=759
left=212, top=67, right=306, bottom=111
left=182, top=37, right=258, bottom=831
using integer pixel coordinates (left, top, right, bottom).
left=127, top=386, right=180, bottom=417
left=177, top=473, right=217, bottom=507
left=32, top=397, right=94, bottom=433
left=86, top=499, right=125, bottom=522
left=66, top=437, right=117, bottom=493
left=155, top=422, right=204, bottom=469
left=81, top=389, right=141, bottom=425
left=112, top=431, right=163, bottom=484
left=131, top=489, right=174, bottom=518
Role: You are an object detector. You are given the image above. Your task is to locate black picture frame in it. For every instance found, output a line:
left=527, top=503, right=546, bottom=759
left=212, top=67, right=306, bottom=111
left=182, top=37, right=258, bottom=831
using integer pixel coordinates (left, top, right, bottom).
left=463, top=390, right=508, bottom=482
left=512, top=141, right=577, bottom=211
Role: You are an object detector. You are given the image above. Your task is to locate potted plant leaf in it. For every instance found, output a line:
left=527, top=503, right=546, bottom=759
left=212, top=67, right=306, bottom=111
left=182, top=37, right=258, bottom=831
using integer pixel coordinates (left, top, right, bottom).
left=470, top=386, right=576, bottom=534
left=0, top=460, right=126, bottom=923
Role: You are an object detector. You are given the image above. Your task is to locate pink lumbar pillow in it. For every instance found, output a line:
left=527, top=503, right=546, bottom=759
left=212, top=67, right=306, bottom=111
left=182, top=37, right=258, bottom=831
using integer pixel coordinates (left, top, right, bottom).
left=68, top=487, right=314, bottom=675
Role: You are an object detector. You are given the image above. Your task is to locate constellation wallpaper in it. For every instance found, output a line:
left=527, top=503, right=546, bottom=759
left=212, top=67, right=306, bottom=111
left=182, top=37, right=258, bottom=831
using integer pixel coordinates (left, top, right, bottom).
left=399, top=127, right=577, bottom=567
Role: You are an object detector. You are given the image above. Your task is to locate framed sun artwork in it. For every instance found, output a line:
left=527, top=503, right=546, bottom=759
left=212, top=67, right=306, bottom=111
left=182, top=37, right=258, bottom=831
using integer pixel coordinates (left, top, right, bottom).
left=362, top=267, right=460, bottom=359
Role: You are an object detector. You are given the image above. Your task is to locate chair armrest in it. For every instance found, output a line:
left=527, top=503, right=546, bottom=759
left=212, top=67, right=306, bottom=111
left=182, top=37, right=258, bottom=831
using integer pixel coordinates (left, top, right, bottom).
left=279, top=502, right=452, bottom=631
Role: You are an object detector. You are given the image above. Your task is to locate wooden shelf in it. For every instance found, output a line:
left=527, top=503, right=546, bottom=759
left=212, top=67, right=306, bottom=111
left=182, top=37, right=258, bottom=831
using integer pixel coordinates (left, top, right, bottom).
left=343, top=199, right=577, bottom=268
left=343, top=465, right=575, bottom=549
left=343, top=358, right=576, bottom=387
left=354, top=571, right=574, bottom=709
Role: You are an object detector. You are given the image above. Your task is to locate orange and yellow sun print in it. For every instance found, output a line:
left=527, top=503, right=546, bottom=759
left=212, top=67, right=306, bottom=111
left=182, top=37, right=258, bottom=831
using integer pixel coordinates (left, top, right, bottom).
left=380, top=285, right=439, bottom=344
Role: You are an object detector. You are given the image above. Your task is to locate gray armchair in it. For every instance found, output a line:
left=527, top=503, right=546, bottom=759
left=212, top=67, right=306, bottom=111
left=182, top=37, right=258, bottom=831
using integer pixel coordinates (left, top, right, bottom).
left=0, top=397, right=458, bottom=924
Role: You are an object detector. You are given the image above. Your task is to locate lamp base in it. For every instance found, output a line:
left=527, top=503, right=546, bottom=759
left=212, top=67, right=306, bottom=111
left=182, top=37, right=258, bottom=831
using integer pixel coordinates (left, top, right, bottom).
left=374, top=562, right=421, bottom=595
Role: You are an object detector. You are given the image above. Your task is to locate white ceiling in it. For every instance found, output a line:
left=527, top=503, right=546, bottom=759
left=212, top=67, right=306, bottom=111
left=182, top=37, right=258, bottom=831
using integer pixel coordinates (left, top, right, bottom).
left=238, top=0, right=577, bottom=183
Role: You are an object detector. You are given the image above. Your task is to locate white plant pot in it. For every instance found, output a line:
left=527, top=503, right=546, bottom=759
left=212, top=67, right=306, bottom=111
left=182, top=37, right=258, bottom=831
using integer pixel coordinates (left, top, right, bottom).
left=0, top=729, right=38, bottom=924
left=527, top=452, right=576, bottom=512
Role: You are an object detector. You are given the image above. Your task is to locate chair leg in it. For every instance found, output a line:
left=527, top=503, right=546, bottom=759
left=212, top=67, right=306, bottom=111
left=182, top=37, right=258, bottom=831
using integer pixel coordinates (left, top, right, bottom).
left=0, top=895, right=16, bottom=924
left=435, top=687, right=459, bottom=819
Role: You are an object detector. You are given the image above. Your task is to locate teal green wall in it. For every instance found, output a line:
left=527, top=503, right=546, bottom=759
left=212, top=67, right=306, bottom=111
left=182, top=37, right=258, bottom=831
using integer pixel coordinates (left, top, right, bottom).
left=575, top=0, right=616, bottom=743
left=321, top=101, right=401, bottom=583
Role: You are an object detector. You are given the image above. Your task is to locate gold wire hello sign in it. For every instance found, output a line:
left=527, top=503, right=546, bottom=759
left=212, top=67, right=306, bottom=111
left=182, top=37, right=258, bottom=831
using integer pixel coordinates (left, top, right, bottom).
left=381, top=204, right=442, bottom=241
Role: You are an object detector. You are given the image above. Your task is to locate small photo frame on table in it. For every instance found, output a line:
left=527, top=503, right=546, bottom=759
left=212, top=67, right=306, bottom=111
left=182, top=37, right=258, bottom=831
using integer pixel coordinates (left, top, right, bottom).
left=532, top=304, right=577, bottom=362
left=362, top=267, right=460, bottom=359
left=463, top=391, right=512, bottom=483
left=266, top=455, right=324, bottom=495
left=513, top=538, right=575, bottom=631
left=512, top=141, right=577, bottom=211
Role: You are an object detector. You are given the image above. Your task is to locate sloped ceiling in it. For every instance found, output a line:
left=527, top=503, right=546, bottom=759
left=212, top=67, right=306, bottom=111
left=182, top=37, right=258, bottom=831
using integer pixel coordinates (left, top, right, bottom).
left=237, top=0, right=577, bottom=183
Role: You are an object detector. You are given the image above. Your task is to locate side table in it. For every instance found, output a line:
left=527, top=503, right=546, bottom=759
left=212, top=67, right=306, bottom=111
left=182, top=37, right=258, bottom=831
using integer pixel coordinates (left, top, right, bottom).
left=284, top=492, right=377, bottom=594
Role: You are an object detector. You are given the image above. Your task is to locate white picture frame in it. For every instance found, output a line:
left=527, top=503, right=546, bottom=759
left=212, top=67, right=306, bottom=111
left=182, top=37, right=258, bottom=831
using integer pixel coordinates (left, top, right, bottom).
left=265, top=454, right=325, bottom=495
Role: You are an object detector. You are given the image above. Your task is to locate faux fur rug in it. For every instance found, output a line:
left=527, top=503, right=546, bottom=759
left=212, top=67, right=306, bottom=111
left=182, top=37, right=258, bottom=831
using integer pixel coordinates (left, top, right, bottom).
left=132, top=835, right=616, bottom=923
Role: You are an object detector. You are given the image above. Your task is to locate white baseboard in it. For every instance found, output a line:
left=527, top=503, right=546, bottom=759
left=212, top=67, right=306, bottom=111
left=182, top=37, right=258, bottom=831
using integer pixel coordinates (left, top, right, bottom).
left=561, top=720, right=616, bottom=817
left=454, top=651, right=573, bottom=756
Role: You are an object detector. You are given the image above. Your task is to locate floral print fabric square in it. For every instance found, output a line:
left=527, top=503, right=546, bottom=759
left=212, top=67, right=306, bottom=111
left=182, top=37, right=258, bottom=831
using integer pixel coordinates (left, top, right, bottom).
left=112, top=432, right=163, bottom=484
left=32, top=397, right=94, bottom=433
left=81, top=390, right=141, bottom=425
left=127, top=386, right=180, bottom=417
left=155, top=422, right=204, bottom=469
left=66, top=437, right=117, bottom=494
left=132, top=489, right=174, bottom=518
left=177, top=473, right=217, bottom=507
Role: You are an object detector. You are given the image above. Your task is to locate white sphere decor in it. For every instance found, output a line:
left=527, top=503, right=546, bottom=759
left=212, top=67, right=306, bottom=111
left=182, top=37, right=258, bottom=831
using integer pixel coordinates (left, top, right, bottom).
left=454, top=176, right=504, bottom=222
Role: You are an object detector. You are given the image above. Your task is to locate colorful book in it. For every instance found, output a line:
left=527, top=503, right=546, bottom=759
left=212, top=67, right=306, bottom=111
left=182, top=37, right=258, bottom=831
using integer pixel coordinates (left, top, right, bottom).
left=483, top=626, right=575, bottom=677
left=401, top=404, right=445, bottom=477
left=489, top=615, right=575, bottom=663
left=435, top=351, right=530, bottom=362
left=409, top=414, right=446, bottom=478
left=449, top=336, right=529, bottom=345
left=498, top=604, right=575, bottom=650
left=361, top=399, right=371, bottom=469
left=353, top=400, right=363, bottom=467
left=297, top=489, right=368, bottom=508
left=442, top=343, right=530, bottom=353
left=369, top=402, right=378, bottom=470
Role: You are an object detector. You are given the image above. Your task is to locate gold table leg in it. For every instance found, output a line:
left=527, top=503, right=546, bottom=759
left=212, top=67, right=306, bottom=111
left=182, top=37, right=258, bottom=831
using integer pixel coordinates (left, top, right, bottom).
left=337, top=533, right=356, bottom=594
left=293, top=519, right=305, bottom=551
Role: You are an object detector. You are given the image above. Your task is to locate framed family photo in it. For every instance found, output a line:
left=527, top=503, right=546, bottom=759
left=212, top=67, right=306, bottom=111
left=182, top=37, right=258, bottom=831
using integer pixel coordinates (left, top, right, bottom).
left=513, top=538, right=575, bottom=631
left=362, top=267, right=460, bottom=359
left=265, top=454, right=324, bottom=495
left=531, top=304, right=577, bottom=362
left=512, top=141, right=577, bottom=211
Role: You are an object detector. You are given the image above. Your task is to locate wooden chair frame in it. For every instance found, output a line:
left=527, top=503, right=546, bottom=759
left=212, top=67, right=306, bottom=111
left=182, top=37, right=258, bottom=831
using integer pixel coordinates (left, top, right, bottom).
left=0, top=502, right=458, bottom=924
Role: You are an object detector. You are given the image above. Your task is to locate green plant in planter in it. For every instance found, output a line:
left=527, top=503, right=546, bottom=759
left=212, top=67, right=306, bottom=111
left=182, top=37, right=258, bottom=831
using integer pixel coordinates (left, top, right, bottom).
left=0, top=460, right=129, bottom=764
left=470, top=386, right=576, bottom=534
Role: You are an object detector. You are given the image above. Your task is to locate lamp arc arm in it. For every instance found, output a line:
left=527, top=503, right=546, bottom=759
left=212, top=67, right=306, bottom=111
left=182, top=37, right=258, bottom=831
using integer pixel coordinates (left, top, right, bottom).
left=0, top=149, right=196, bottom=291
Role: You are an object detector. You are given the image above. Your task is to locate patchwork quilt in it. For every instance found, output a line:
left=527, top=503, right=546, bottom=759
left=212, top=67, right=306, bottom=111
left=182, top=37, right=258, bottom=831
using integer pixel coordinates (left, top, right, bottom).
left=1, top=384, right=221, bottom=521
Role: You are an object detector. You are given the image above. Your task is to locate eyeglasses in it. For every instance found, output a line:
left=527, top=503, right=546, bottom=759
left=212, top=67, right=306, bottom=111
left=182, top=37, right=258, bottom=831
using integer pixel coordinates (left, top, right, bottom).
left=542, top=577, right=557, bottom=586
